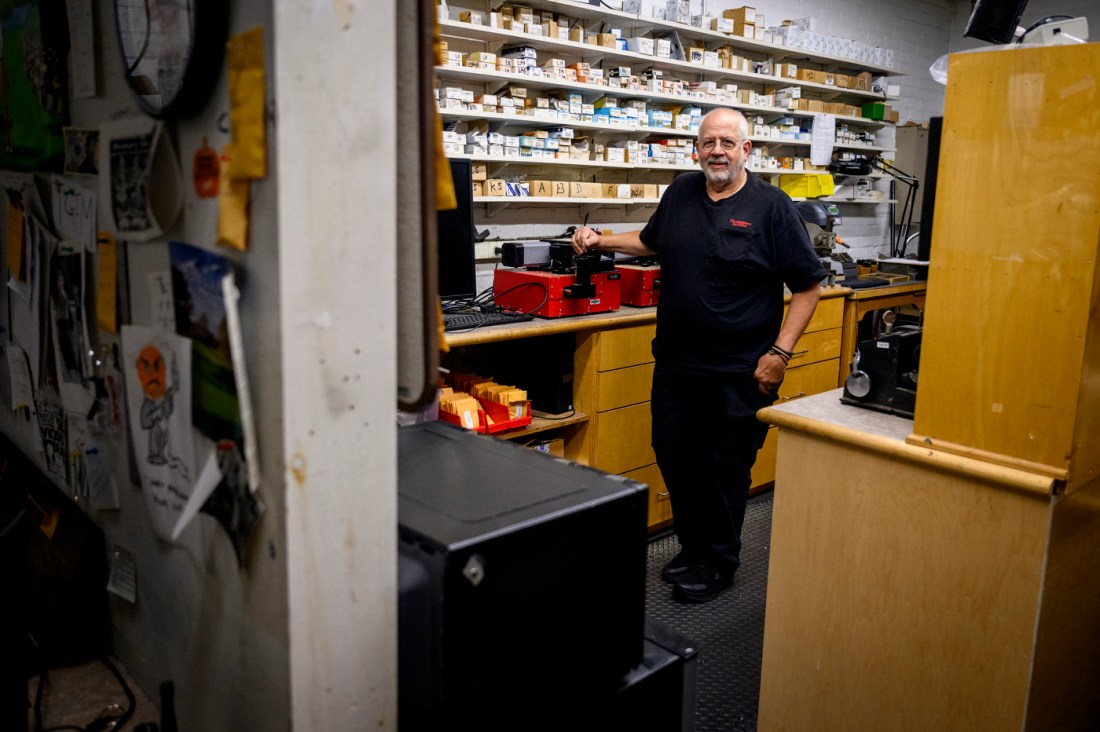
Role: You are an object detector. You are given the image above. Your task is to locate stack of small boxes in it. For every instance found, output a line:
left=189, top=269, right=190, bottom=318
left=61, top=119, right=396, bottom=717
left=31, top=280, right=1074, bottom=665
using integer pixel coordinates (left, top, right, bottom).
left=439, top=373, right=532, bottom=434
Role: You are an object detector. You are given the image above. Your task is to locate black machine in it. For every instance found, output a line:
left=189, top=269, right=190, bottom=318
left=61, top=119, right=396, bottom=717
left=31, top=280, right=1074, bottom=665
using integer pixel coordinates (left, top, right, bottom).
left=397, top=422, right=696, bottom=730
left=842, top=319, right=923, bottom=418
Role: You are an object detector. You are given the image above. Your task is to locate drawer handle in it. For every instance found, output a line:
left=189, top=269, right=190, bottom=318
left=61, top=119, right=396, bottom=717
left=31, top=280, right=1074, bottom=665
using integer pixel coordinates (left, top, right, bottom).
left=790, top=348, right=810, bottom=359
left=657, top=491, right=670, bottom=498
left=780, top=391, right=807, bottom=401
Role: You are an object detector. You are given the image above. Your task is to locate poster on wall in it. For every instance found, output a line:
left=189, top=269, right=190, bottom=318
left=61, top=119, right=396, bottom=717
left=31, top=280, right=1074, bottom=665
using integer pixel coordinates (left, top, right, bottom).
left=0, top=0, right=69, bottom=171
left=168, top=241, right=263, bottom=562
left=99, top=117, right=183, bottom=242
left=120, top=325, right=220, bottom=541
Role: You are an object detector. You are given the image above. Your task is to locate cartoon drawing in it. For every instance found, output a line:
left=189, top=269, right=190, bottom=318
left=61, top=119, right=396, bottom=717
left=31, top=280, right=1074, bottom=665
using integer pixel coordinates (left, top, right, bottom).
left=134, top=342, right=185, bottom=479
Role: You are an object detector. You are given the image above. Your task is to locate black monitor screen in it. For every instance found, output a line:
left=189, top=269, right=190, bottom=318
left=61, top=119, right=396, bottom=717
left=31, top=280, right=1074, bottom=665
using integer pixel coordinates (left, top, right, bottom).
left=917, top=117, right=942, bottom=264
left=437, top=158, right=477, bottom=301
left=964, top=0, right=1030, bottom=44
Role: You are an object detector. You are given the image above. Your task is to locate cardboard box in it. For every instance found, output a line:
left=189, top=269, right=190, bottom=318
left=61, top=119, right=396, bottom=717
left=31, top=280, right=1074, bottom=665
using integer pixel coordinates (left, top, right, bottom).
left=484, top=178, right=506, bottom=196
left=723, top=6, right=756, bottom=24
left=861, top=102, right=887, bottom=120
left=529, top=437, right=565, bottom=457
left=775, top=62, right=798, bottom=79
left=529, top=180, right=556, bottom=197
left=711, top=18, right=734, bottom=33
left=471, top=162, right=487, bottom=181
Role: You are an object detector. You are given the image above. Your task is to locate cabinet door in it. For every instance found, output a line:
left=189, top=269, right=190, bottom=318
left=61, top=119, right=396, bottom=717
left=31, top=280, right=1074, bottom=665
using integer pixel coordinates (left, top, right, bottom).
left=591, top=402, right=655, bottom=475
left=622, top=463, right=672, bottom=530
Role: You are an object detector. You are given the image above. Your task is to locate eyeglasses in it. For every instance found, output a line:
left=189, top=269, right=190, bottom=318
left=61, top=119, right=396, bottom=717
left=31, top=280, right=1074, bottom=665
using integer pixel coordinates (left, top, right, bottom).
left=698, top=138, right=743, bottom=153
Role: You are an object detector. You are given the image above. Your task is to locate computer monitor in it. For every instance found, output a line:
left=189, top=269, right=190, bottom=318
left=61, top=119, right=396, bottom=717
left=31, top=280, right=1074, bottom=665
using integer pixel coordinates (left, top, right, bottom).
left=916, top=117, right=943, bottom=264
left=964, top=0, right=1030, bottom=44
left=437, top=158, right=478, bottom=301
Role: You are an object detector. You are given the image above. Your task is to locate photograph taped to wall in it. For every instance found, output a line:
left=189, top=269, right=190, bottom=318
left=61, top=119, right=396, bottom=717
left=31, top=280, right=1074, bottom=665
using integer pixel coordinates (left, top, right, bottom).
left=63, top=127, right=100, bottom=176
left=49, top=247, right=91, bottom=388
left=168, top=241, right=263, bottom=562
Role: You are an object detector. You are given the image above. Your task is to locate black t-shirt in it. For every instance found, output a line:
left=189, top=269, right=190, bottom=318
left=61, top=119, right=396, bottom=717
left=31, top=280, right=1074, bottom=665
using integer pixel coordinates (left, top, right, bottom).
left=640, top=170, right=826, bottom=375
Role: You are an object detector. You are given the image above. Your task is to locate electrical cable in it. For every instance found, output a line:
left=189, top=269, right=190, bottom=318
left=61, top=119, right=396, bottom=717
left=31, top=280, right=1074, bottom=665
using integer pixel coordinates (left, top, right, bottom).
left=34, top=655, right=137, bottom=732
left=1017, top=15, right=1074, bottom=42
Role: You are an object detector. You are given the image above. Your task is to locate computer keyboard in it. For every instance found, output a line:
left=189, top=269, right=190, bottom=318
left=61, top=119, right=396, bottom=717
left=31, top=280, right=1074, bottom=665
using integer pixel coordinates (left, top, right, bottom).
left=443, top=309, right=534, bottom=332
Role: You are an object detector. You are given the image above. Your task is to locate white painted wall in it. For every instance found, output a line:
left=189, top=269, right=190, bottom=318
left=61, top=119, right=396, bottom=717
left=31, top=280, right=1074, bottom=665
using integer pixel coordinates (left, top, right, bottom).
left=275, top=1, right=398, bottom=729
left=2, top=1, right=400, bottom=729
left=477, top=0, right=962, bottom=269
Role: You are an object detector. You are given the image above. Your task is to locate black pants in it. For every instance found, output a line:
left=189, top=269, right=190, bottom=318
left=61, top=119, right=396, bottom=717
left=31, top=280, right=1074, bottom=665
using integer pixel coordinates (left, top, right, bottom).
left=651, top=364, right=774, bottom=572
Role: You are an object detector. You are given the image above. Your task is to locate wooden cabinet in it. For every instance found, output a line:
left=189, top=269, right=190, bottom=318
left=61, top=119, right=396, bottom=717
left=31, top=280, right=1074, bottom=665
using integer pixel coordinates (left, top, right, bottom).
left=751, top=293, right=844, bottom=492
left=443, top=287, right=850, bottom=530
left=571, top=323, right=668, bottom=528
left=757, top=46, right=1100, bottom=730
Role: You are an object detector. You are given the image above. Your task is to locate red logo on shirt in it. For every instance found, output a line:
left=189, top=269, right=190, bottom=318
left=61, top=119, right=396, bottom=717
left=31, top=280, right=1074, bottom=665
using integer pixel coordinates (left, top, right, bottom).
left=728, top=218, right=752, bottom=228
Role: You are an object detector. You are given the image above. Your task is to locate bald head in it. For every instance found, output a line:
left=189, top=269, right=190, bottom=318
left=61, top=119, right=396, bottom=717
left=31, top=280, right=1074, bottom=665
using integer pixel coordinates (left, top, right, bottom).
left=699, top=108, right=749, bottom=141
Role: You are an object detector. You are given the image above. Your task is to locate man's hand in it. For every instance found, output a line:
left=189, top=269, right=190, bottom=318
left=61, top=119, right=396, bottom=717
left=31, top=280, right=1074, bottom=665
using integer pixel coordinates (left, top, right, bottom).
left=571, top=226, right=600, bottom=255
left=754, top=352, right=787, bottom=394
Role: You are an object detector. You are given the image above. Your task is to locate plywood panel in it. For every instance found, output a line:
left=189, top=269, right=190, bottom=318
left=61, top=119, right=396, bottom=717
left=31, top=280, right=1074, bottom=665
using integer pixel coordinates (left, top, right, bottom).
left=759, top=430, right=1050, bottom=731
left=1026, top=474, right=1100, bottom=728
left=913, top=44, right=1100, bottom=475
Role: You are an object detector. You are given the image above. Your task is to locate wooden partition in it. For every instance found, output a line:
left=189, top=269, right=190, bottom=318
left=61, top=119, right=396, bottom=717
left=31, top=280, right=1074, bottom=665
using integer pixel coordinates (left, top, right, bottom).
left=910, top=42, right=1100, bottom=489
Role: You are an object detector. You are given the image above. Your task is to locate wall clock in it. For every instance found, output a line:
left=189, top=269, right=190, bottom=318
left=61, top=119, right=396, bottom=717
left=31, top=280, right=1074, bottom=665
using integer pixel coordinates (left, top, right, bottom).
left=113, top=0, right=229, bottom=118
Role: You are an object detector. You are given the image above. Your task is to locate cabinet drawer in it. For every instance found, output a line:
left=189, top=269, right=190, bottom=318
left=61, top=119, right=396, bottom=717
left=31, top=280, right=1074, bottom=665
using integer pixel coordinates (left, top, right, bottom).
left=777, top=358, right=839, bottom=403
left=594, top=325, right=656, bottom=371
left=794, top=295, right=843, bottom=334
left=622, top=463, right=672, bottom=529
left=591, top=402, right=655, bottom=475
left=787, top=328, right=841, bottom=368
left=594, top=363, right=654, bottom=412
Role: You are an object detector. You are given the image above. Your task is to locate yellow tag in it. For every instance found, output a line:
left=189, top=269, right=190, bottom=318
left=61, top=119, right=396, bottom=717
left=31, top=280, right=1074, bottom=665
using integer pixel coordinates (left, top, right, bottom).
left=97, top=231, right=118, bottom=333
left=225, top=27, right=267, bottom=179
left=217, top=147, right=251, bottom=251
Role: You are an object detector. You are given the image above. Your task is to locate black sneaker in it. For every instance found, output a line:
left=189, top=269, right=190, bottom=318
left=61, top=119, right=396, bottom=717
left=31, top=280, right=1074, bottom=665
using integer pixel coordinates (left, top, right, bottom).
left=660, top=550, right=697, bottom=583
left=672, top=561, right=735, bottom=604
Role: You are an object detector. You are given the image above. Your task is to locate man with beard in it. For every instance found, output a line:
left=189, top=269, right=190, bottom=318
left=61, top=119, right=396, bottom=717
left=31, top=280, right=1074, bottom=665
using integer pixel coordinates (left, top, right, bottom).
left=571, top=108, right=826, bottom=603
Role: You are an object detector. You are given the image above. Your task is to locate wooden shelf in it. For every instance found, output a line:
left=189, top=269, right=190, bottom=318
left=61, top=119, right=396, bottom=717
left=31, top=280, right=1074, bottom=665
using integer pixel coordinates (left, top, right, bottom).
left=494, top=411, right=590, bottom=440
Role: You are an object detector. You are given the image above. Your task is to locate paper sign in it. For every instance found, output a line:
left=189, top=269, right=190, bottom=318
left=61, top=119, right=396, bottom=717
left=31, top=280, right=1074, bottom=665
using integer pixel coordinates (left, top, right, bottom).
left=49, top=176, right=97, bottom=253
left=147, top=271, right=176, bottom=332
left=6, top=346, right=34, bottom=409
left=107, top=545, right=137, bottom=603
left=811, top=114, right=837, bottom=167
